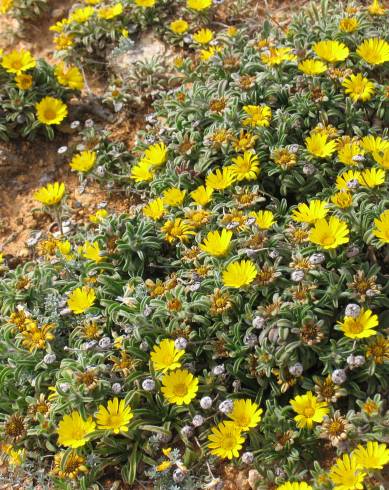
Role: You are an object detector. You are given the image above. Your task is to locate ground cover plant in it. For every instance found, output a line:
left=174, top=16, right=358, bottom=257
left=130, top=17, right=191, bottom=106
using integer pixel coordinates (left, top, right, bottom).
left=0, top=0, right=389, bottom=489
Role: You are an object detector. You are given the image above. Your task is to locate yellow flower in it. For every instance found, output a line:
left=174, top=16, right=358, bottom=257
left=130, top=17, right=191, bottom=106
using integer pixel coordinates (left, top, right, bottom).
left=261, top=47, right=296, bottom=65
left=67, top=286, right=96, bottom=314
left=57, top=240, right=73, bottom=260
left=150, top=339, right=185, bottom=372
left=227, top=399, right=262, bottom=431
left=353, top=441, right=389, bottom=470
left=0, top=0, right=13, bottom=14
left=161, top=218, right=195, bottom=243
left=298, top=59, right=327, bottom=75
left=338, top=308, right=378, bottom=339
left=134, top=0, right=155, bottom=6
left=21, top=322, right=54, bottom=351
left=141, top=142, right=167, bottom=167
left=143, top=198, right=165, bottom=220
left=342, top=74, right=375, bottom=102
left=290, top=391, right=329, bottom=429
left=35, top=97, right=68, bottom=125
left=54, top=62, right=84, bottom=90
left=361, top=135, right=389, bottom=153
left=161, top=368, right=199, bottom=405
left=8, top=448, right=25, bottom=466
left=82, top=241, right=102, bottom=263
left=367, top=0, right=386, bottom=15
left=305, top=133, right=337, bottom=158
left=162, top=187, right=186, bottom=207
left=57, top=411, right=96, bottom=448
left=226, top=26, right=238, bottom=37
left=187, top=0, right=212, bottom=10
left=69, top=6, right=94, bottom=23
left=206, top=167, right=236, bottom=190
left=156, top=460, right=172, bottom=472
left=276, top=483, right=312, bottom=490
left=309, top=216, right=350, bottom=249
left=329, top=454, right=366, bottom=490
left=49, top=19, right=70, bottom=33
left=249, top=210, right=275, bottom=229
left=89, top=209, right=108, bottom=223
left=337, top=142, right=364, bottom=166
left=230, top=151, right=260, bottom=181
left=222, top=260, right=257, bottom=288
left=96, top=398, right=133, bottom=433
left=190, top=185, right=213, bottom=206
left=359, top=167, right=385, bottom=188
left=70, top=150, right=96, bottom=172
left=1, top=49, right=36, bottom=74
left=331, top=191, right=353, bottom=209
left=130, top=161, right=154, bottom=182
left=207, top=421, right=245, bottom=459
left=51, top=451, right=88, bottom=479
left=170, top=19, right=189, bottom=34
left=98, top=3, right=123, bottom=19
left=339, top=17, right=359, bottom=32
left=15, top=73, right=33, bottom=90
left=336, top=169, right=362, bottom=190
left=242, top=105, right=272, bottom=127
left=292, top=200, right=328, bottom=224
left=53, top=33, right=74, bottom=50
left=373, top=148, right=389, bottom=169
left=312, top=40, right=349, bottom=63
left=200, top=46, right=222, bottom=61
left=373, top=209, right=389, bottom=243
left=193, top=28, right=214, bottom=44
left=200, top=229, right=232, bottom=257
left=357, top=38, right=389, bottom=65
left=34, top=182, right=65, bottom=206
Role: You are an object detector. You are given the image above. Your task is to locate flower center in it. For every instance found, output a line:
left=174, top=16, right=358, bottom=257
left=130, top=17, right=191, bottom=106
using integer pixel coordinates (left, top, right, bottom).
left=320, top=233, right=335, bottom=246
left=11, top=60, right=23, bottom=69
left=108, top=414, right=121, bottom=427
left=303, top=407, right=315, bottom=418
left=222, top=435, right=236, bottom=450
left=348, top=320, right=363, bottom=333
left=173, top=383, right=188, bottom=397
left=44, top=109, right=57, bottom=121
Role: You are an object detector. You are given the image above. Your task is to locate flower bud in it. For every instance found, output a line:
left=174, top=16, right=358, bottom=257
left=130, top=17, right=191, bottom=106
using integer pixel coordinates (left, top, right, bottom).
left=309, top=253, right=325, bottom=265
left=192, top=415, right=204, bottom=427
left=181, top=425, right=193, bottom=438
left=112, top=383, right=122, bottom=394
left=43, top=353, right=56, bottom=364
left=139, top=340, right=149, bottom=351
left=252, top=316, right=265, bottom=329
left=244, top=333, right=258, bottom=347
left=174, top=337, right=187, bottom=350
left=303, top=163, right=315, bottom=175
left=173, top=468, right=186, bottom=483
left=98, top=337, right=111, bottom=349
left=332, top=369, right=347, bottom=385
left=289, top=362, right=303, bottom=377
left=219, top=399, right=233, bottom=414
left=212, top=364, right=225, bottom=376
left=142, top=378, right=155, bottom=391
left=200, top=396, right=213, bottom=409
left=345, top=304, right=360, bottom=318
left=241, top=452, right=254, bottom=464
left=291, top=270, right=304, bottom=282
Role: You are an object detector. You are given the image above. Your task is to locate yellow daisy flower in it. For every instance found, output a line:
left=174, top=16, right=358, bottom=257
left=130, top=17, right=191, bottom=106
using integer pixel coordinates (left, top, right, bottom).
left=353, top=441, right=389, bottom=469
left=249, top=210, right=275, bottom=229
left=336, top=170, right=362, bottom=190
left=298, top=59, right=327, bottom=75
left=230, top=151, right=260, bottom=181
left=305, top=133, right=337, bottom=158
left=34, top=182, right=65, bottom=206
left=290, top=391, right=329, bottom=429
left=190, top=185, right=213, bottom=207
left=373, top=209, right=389, bottom=243
left=161, top=218, right=195, bottom=244
left=187, top=0, right=212, bottom=10
left=161, top=368, right=199, bottom=405
left=1, top=49, right=36, bottom=74
left=227, top=399, right=263, bottom=431
left=242, top=105, right=272, bottom=127
left=312, top=40, right=349, bottom=63
left=54, top=62, right=84, bottom=90
left=359, top=167, right=386, bottom=188
left=142, top=142, right=167, bottom=167
left=361, top=135, right=389, bottom=153
left=373, top=148, right=389, bottom=169
left=98, top=3, right=123, bottom=19
left=329, top=454, right=366, bottom=490
left=67, top=286, right=96, bottom=314
left=143, top=198, right=165, bottom=220
left=276, top=483, right=312, bottom=490
left=338, top=308, right=378, bottom=339
left=162, top=187, right=186, bottom=207
left=337, top=142, right=364, bottom=166
left=134, top=0, right=155, bottom=6
left=70, top=150, right=96, bottom=172
left=206, top=167, right=236, bottom=190
left=309, top=216, right=350, bottom=249
left=292, top=200, right=328, bottom=224
left=222, top=260, right=257, bottom=288
left=342, top=74, right=375, bottom=102
left=81, top=241, right=102, bottom=263
left=193, top=28, right=214, bottom=44
left=15, top=73, right=33, bottom=90
left=35, top=97, right=68, bottom=125
left=367, top=0, right=386, bottom=15
left=57, top=411, right=96, bottom=448
left=331, top=191, right=353, bottom=209
left=170, top=19, right=189, bottom=34
left=69, top=6, right=94, bottom=23
left=150, top=339, right=185, bottom=373
left=96, top=398, right=133, bottom=433
left=207, top=421, right=245, bottom=459
left=356, top=38, right=389, bottom=65
left=130, top=161, right=154, bottom=183
left=261, top=47, right=296, bottom=66
left=200, top=229, right=232, bottom=257
left=339, top=17, right=359, bottom=32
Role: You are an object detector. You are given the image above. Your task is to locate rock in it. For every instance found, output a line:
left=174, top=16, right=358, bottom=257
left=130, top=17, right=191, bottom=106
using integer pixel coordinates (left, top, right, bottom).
left=248, top=469, right=261, bottom=489
left=110, top=32, right=171, bottom=77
